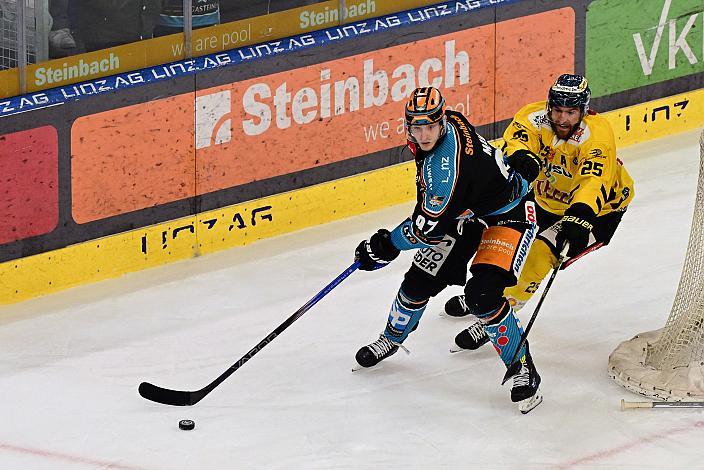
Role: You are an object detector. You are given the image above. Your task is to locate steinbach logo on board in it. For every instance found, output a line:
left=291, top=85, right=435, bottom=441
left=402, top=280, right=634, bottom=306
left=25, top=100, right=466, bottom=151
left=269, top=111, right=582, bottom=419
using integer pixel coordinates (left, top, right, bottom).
left=195, top=90, right=232, bottom=149
left=241, top=38, right=469, bottom=137
left=189, top=8, right=573, bottom=194
left=65, top=8, right=571, bottom=222
left=194, top=37, right=472, bottom=152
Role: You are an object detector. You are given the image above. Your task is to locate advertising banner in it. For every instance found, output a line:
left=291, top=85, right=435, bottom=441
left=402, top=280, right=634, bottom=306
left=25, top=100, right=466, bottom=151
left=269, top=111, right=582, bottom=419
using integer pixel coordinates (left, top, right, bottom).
left=71, top=94, right=196, bottom=224
left=0, top=0, right=443, bottom=99
left=587, top=0, right=704, bottom=97
left=70, top=8, right=573, bottom=223
left=0, top=127, right=59, bottom=243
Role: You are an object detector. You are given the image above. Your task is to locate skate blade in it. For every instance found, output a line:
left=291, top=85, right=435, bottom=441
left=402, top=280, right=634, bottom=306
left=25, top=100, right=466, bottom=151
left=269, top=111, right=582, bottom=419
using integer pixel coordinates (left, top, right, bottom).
left=518, top=390, right=543, bottom=414
left=352, top=362, right=381, bottom=372
left=450, top=339, right=489, bottom=354
left=438, top=309, right=471, bottom=319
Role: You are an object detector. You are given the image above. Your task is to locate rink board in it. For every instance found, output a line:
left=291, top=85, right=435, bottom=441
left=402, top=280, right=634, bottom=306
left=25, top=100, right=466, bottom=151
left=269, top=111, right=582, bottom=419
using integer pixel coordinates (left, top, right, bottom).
left=1, top=88, right=703, bottom=304
left=0, top=0, right=443, bottom=99
left=2, top=0, right=704, bottom=304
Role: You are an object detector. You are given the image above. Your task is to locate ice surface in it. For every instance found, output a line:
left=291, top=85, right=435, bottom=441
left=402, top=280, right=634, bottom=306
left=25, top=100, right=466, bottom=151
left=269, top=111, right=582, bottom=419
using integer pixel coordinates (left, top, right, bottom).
left=0, top=129, right=702, bottom=469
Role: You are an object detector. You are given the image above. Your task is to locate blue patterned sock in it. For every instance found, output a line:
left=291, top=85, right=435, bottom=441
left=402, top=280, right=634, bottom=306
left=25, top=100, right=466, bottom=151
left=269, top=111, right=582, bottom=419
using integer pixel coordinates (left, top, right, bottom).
left=383, top=288, right=428, bottom=343
left=477, top=302, right=526, bottom=366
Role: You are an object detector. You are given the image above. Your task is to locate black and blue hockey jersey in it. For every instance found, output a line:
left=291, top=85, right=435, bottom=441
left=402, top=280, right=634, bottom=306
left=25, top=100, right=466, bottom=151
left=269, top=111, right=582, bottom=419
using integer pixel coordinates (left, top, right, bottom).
left=390, top=110, right=529, bottom=251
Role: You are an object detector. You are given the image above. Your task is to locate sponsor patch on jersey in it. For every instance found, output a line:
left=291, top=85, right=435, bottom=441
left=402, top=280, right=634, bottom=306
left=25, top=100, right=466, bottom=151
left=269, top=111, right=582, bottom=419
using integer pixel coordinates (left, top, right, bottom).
left=512, top=220, right=536, bottom=276
left=546, top=162, right=573, bottom=178
left=449, top=114, right=474, bottom=156
left=413, top=235, right=456, bottom=276
left=589, top=148, right=605, bottom=158
left=569, top=127, right=585, bottom=143
left=529, top=110, right=550, bottom=129
left=472, top=226, right=522, bottom=271
left=524, top=200, right=537, bottom=224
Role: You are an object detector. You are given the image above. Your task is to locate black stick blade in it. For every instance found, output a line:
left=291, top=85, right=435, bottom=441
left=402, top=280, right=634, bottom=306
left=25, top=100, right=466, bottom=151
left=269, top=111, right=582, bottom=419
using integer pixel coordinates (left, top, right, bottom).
left=139, top=382, right=194, bottom=406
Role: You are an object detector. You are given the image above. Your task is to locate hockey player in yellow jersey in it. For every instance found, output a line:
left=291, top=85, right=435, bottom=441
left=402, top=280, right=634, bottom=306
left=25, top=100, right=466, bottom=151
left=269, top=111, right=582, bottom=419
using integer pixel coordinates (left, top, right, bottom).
left=445, top=73, right=635, bottom=351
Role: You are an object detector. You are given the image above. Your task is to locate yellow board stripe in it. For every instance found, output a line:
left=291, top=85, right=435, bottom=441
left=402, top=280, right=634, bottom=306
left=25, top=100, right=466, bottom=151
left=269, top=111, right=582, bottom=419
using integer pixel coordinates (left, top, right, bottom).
left=0, top=164, right=415, bottom=304
left=1, top=88, right=703, bottom=304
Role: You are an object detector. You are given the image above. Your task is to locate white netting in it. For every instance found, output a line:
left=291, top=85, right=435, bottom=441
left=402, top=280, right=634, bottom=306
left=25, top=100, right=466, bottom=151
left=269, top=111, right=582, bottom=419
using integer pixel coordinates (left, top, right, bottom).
left=609, top=129, right=704, bottom=401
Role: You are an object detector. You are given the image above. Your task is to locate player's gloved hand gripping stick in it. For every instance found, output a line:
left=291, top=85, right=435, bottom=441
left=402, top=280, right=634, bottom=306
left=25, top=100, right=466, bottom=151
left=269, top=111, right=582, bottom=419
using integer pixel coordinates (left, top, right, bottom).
left=501, top=243, right=570, bottom=385
left=139, top=262, right=360, bottom=406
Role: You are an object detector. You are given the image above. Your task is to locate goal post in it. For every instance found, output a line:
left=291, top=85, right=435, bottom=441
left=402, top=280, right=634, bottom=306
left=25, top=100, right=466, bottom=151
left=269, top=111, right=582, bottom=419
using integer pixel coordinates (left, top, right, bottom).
left=609, top=129, right=704, bottom=401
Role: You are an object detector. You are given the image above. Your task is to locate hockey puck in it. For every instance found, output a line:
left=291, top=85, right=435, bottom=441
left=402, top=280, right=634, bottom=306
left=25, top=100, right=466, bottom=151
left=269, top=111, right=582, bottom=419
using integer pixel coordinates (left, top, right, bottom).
left=178, top=419, right=195, bottom=431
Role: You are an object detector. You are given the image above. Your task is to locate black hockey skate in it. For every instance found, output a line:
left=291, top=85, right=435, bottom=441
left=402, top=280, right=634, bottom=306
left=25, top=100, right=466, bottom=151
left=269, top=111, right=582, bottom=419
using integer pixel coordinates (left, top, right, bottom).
left=510, top=351, right=543, bottom=414
left=450, top=320, right=489, bottom=353
left=355, top=335, right=400, bottom=368
left=441, top=295, right=471, bottom=317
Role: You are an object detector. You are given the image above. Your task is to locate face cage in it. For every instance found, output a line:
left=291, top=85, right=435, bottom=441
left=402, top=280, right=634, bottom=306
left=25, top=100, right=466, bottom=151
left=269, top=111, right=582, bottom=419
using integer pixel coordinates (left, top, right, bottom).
left=405, top=115, right=448, bottom=144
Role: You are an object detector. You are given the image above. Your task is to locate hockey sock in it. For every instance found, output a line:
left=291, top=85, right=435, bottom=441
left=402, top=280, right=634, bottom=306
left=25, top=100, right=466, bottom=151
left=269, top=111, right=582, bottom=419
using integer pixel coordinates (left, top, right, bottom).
left=504, top=239, right=556, bottom=312
left=383, top=288, right=428, bottom=342
left=476, top=301, right=526, bottom=366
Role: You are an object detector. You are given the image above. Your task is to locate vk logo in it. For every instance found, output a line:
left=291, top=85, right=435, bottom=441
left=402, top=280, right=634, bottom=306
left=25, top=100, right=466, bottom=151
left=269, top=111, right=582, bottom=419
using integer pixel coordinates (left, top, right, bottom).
left=195, top=90, right=232, bottom=149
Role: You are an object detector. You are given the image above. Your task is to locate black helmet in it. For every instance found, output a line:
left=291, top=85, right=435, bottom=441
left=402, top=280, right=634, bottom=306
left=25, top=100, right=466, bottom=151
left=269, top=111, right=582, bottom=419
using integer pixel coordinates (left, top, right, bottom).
left=548, top=74, right=590, bottom=114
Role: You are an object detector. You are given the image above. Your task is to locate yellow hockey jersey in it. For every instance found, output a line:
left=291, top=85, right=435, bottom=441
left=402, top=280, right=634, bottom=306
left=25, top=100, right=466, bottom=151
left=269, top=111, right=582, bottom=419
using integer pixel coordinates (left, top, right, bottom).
left=502, top=101, right=634, bottom=216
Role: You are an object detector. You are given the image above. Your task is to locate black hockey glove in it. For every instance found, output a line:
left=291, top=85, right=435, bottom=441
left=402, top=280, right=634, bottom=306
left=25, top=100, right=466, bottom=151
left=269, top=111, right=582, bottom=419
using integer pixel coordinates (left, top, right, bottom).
left=355, top=229, right=400, bottom=271
left=506, top=149, right=542, bottom=183
left=556, top=203, right=596, bottom=257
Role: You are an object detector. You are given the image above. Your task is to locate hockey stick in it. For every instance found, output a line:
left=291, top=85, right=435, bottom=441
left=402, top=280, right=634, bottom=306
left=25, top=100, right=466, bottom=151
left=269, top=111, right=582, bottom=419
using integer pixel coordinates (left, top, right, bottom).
left=561, top=241, right=603, bottom=269
left=501, top=244, right=569, bottom=385
left=621, top=399, right=704, bottom=410
left=139, top=261, right=361, bottom=406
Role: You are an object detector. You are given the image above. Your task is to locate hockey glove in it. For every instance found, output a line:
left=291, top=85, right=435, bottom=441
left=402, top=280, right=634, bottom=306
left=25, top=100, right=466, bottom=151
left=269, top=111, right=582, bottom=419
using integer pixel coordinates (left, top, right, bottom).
left=556, top=203, right=596, bottom=257
left=355, top=229, right=400, bottom=271
left=506, top=149, right=542, bottom=184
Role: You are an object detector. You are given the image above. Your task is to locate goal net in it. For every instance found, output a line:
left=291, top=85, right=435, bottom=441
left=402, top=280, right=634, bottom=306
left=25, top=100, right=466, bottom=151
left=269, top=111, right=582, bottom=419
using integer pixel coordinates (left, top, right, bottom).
left=609, top=129, right=704, bottom=401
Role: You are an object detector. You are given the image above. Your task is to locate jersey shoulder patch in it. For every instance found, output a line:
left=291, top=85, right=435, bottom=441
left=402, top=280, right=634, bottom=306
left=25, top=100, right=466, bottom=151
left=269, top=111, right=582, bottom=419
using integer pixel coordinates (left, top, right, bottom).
left=520, top=102, right=550, bottom=131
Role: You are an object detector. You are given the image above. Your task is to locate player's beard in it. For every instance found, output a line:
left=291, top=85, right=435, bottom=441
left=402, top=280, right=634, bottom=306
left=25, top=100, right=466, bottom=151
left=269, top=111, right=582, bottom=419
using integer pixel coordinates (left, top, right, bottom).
left=550, top=121, right=578, bottom=140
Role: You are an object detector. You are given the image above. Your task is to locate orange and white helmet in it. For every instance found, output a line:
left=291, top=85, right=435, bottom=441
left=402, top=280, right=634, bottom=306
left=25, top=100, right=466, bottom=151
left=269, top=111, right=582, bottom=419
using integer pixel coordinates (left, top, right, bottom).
left=405, top=87, right=447, bottom=142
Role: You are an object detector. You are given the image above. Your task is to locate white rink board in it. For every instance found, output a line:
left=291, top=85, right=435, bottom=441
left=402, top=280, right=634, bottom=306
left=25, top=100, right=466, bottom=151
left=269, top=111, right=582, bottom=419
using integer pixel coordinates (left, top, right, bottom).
left=0, top=129, right=702, bottom=469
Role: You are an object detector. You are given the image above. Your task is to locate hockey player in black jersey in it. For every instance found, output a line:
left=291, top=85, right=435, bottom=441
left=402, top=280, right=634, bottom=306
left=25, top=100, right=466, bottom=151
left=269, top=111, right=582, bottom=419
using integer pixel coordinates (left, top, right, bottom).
left=353, top=87, right=544, bottom=413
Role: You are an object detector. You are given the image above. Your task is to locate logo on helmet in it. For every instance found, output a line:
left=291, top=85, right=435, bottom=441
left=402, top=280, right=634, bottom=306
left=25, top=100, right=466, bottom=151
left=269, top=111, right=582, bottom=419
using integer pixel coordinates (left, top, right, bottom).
left=547, top=74, right=591, bottom=115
